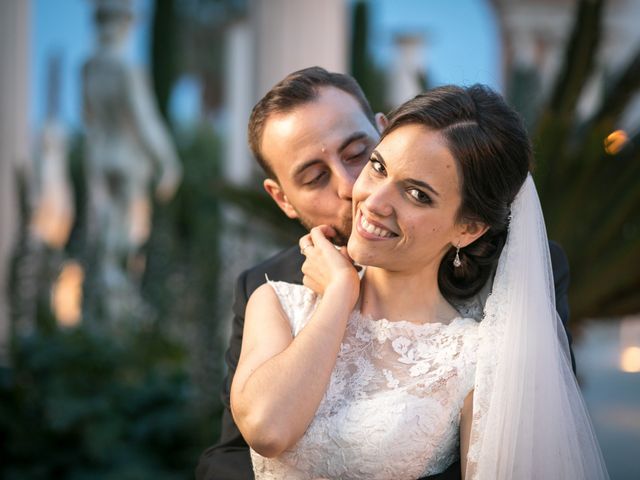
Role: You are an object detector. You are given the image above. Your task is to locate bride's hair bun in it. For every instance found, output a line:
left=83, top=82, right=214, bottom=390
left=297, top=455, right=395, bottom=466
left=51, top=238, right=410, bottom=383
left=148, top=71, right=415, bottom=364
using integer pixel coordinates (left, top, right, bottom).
left=383, top=84, right=531, bottom=299
left=438, top=227, right=506, bottom=299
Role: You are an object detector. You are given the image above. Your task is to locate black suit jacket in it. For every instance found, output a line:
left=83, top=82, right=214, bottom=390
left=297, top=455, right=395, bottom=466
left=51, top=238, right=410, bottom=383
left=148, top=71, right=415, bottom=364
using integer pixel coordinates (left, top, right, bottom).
left=196, top=242, right=572, bottom=480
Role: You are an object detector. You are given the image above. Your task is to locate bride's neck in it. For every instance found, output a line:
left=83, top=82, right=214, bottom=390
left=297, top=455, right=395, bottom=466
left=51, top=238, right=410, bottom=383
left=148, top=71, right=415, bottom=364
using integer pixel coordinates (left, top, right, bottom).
left=359, top=266, right=458, bottom=325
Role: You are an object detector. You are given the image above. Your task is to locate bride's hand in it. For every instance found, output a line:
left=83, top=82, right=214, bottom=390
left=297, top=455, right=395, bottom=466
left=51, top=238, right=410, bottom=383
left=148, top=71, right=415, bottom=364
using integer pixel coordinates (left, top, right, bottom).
left=299, top=225, right=360, bottom=301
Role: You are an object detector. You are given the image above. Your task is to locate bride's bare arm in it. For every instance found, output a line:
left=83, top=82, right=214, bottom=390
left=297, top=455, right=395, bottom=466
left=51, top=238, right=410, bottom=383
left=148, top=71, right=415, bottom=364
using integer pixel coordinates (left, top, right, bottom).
left=459, top=390, right=474, bottom=480
left=230, top=227, right=359, bottom=458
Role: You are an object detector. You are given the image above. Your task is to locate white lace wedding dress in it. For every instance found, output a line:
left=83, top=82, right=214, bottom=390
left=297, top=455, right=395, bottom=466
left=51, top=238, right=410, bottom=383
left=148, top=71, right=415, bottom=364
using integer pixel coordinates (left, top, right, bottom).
left=251, top=281, right=480, bottom=480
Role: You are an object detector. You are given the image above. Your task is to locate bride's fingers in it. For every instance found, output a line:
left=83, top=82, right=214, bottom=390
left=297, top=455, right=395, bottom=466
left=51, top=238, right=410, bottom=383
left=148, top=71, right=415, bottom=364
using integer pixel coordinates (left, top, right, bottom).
left=301, top=257, right=327, bottom=279
left=299, top=233, right=314, bottom=256
left=302, top=274, right=321, bottom=293
left=315, top=224, right=336, bottom=240
left=310, top=226, right=340, bottom=251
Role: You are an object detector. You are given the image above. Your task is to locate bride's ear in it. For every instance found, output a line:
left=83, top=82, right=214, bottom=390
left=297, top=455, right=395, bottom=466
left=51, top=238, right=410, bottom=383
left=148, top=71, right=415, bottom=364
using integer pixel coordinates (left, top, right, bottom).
left=456, top=220, right=490, bottom=248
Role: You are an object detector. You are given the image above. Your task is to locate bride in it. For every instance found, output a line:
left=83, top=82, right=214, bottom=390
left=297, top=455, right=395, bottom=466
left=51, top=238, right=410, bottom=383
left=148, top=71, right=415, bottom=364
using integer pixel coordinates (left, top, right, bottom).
left=230, top=85, right=608, bottom=479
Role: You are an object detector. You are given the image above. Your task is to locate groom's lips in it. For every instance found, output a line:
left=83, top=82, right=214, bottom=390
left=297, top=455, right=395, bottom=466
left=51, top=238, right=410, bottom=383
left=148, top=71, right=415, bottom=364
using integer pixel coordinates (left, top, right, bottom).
left=356, top=210, right=398, bottom=240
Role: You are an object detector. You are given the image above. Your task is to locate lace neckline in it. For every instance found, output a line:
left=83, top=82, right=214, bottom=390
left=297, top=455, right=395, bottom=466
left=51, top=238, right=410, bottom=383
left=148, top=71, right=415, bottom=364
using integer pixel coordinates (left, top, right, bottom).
left=351, top=309, right=474, bottom=331
left=355, top=267, right=471, bottom=330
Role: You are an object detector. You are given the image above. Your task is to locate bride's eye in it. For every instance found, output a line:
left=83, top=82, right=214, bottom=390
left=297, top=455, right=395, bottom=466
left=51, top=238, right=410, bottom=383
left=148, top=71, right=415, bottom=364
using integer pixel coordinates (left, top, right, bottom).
left=370, top=158, right=386, bottom=175
left=409, top=188, right=432, bottom=205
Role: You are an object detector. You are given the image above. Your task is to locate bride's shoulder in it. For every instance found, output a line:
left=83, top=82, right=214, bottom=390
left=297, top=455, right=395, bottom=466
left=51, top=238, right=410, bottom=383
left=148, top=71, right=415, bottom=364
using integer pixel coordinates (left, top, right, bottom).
left=245, top=282, right=282, bottom=315
left=255, top=280, right=320, bottom=335
left=439, top=316, right=480, bottom=353
left=450, top=316, right=481, bottom=336
left=264, top=279, right=316, bottom=304
left=247, top=280, right=309, bottom=308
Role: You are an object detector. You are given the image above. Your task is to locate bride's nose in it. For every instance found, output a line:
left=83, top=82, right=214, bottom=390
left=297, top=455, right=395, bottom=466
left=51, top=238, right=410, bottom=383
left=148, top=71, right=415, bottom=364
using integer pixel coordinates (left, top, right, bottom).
left=363, top=182, right=394, bottom=217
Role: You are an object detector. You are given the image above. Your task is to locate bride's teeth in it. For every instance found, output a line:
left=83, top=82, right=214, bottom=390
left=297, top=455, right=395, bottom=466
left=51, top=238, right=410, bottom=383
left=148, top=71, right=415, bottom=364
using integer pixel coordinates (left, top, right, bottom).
left=360, top=212, right=393, bottom=238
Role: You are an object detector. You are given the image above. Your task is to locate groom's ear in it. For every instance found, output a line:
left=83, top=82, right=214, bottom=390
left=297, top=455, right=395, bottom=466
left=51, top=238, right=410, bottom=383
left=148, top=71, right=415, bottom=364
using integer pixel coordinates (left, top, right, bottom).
left=374, top=113, right=388, bottom=133
left=263, top=178, right=299, bottom=220
left=457, top=220, right=490, bottom=248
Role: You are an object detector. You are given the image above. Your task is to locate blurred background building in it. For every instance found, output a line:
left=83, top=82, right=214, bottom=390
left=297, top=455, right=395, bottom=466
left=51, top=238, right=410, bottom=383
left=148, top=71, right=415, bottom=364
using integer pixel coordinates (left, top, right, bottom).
left=1, top=0, right=638, bottom=478
left=492, top=0, right=640, bottom=126
left=0, top=0, right=30, bottom=361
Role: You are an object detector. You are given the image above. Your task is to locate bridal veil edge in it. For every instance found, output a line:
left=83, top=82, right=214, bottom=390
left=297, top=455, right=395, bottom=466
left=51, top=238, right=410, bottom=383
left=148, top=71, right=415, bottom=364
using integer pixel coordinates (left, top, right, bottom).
left=466, top=175, right=609, bottom=480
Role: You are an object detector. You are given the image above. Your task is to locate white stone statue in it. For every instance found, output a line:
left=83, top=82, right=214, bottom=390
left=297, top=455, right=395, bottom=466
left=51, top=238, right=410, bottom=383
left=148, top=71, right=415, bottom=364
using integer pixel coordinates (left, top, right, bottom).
left=82, top=0, right=181, bottom=318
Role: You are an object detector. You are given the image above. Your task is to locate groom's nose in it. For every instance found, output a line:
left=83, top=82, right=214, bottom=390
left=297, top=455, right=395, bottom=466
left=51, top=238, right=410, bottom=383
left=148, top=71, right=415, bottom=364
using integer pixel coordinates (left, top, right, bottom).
left=334, top=164, right=357, bottom=201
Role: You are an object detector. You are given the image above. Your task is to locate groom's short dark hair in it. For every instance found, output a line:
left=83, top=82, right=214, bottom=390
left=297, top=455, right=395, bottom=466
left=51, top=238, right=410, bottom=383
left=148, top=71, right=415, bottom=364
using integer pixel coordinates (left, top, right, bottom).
left=248, top=66, right=375, bottom=180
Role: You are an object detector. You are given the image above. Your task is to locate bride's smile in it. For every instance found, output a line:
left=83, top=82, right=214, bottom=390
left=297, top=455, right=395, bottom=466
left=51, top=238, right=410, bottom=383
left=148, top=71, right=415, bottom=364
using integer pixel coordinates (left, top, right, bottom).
left=355, top=209, right=398, bottom=239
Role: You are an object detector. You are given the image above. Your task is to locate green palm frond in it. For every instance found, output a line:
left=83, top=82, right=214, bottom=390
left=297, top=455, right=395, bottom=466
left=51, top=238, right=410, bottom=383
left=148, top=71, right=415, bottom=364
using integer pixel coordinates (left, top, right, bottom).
left=214, top=181, right=306, bottom=245
left=526, top=0, right=640, bottom=321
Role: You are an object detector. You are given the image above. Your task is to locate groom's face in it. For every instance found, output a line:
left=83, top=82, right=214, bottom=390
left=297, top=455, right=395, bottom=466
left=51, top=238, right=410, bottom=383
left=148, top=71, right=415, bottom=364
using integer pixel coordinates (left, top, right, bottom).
left=261, top=87, right=382, bottom=245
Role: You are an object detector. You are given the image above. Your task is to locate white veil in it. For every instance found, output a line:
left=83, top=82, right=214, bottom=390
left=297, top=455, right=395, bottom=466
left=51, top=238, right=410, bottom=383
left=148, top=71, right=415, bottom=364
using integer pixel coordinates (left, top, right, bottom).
left=465, top=174, right=609, bottom=479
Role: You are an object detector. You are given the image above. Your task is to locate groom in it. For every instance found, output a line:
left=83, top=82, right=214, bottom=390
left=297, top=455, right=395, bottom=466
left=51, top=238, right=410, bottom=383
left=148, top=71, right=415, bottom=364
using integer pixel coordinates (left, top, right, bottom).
left=195, top=67, right=572, bottom=480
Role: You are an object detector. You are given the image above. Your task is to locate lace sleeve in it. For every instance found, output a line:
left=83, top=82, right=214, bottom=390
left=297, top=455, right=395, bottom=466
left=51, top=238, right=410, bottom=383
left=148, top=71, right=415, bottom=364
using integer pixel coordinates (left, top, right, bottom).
left=267, top=280, right=320, bottom=336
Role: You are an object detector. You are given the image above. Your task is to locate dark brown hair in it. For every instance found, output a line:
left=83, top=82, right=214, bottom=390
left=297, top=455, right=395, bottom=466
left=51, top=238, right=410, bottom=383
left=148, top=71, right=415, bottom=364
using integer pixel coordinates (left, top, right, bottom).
left=248, top=66, right=375, bottom=179
left=383, top=84, right=531, bottom=299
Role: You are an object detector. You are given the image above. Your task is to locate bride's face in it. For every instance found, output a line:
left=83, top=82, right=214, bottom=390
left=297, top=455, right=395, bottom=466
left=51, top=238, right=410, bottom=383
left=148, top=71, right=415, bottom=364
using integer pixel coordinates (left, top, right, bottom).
left=348, top=124, right=468, bottom=273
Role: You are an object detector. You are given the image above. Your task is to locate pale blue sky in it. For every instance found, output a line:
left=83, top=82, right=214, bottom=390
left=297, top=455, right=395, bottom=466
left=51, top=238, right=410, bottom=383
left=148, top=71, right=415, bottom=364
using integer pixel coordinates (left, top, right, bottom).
left=370, top=0, right=501, bottom=89
left=31, top=0, right=499, bottom=129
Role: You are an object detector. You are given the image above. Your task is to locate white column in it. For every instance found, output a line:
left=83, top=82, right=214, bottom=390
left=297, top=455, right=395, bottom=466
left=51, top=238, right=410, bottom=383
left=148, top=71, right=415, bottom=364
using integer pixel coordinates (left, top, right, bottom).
left=251, top=0, right=347, bottom=100
left=388, top=33, right=426, bottom=108
left=0, top=0, right=30, bottom=362
left=224, top=20, right=254, bottom=185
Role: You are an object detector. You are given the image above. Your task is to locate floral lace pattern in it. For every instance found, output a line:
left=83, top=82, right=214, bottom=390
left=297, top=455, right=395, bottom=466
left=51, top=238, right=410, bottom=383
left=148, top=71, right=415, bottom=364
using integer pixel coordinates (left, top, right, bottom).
left=251, top=281, right=480, bottom=480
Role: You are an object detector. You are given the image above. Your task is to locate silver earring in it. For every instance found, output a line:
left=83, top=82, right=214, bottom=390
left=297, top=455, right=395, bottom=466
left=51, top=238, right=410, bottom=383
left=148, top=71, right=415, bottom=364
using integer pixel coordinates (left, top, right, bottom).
left=453, top=243, right=462, bottom=268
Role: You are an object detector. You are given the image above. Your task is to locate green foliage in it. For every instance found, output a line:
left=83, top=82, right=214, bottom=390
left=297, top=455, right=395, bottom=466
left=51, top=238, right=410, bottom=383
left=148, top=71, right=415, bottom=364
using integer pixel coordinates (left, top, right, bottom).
left=351, top=1, right=388, bottom=113
left=215, top=181, right=306, bottom=245
left=151, top=0, right=179, bottom=120
left=4, top=122, right=227, bottom=477
left=141, top=123, right=226, bottom=445
left=0, top=325, right=205, bottom=480
left=507, top=67, right=542, bottom=128
left=519, top=0, right=640, bottom=320
left=143, top=124, right=223, bottom=322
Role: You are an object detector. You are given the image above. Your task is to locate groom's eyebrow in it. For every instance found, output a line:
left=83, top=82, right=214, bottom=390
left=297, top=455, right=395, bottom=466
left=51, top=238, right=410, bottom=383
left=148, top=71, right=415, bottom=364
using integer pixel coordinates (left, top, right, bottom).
left=292, top=131, right=372, bottom=178
left=292, top=159, right=322, bottom=178
left=337, top=131, right=370, bottom=153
